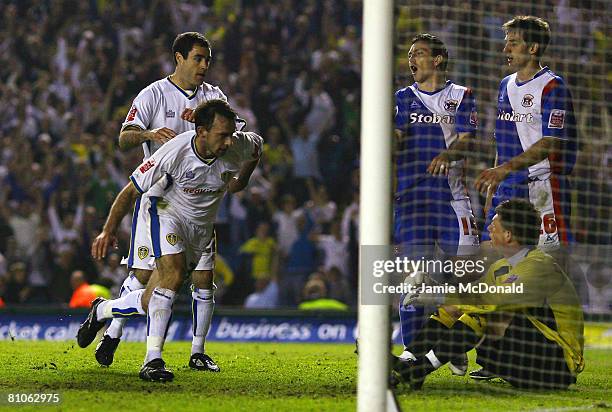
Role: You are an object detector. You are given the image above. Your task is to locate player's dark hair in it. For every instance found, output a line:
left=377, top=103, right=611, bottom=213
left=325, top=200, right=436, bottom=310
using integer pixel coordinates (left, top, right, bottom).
left=495, top=199, right=541, bottom=246
left=194, top=99, right=237, bottom=130
left=411, top=33, right=448, bottom=71
left=503, top=16, right=551, bottom=57
left=172, top=32, right=211, bottom=64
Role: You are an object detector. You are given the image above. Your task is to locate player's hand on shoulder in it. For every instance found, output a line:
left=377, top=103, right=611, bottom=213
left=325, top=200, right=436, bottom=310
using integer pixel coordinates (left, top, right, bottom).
left=91, top=231, right=118, bottom=260
left=146, top=127, right=177, bottom=144
left=181, top=108, right=195, bottom=123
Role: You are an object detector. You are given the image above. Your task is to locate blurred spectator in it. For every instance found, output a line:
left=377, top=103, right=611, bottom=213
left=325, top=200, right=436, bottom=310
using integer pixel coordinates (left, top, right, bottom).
left=244, top=278, right=280, bottom=309
left=239, top=222, right=278, bottom=281
left=272, top=194, right=301, bottom=259
left=298, top=277, right=348, bottom=311
left=69, top=270, right=110, bottom=309
left=0, top=274, right=5, bottom=308
left=311, top=220, right=349, bottom=278
left=4, top=262, right=31, bottom=304
left=585, top=262, right=612, bottom=314
left=305, top=180, right=337, bottom=230
left=280, top=211, right=318, bottom=306
left=324, top=266, right=354, bottom=306
left=96, top=252, right=125, bottom=296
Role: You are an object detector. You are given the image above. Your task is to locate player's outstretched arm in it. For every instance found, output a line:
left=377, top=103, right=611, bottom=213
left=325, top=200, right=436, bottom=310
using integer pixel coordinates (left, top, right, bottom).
left=118, top=125, right=178, bottom=151
left=475, top=136, right=558, bottom=193
left=228, top=158, right=260, bottom=193
left=91, top=182, right=139, bottom=259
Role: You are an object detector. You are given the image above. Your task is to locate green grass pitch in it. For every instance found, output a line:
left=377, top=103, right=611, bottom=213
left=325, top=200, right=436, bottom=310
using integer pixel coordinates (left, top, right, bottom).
left=0, top=341, right=609, bottom=411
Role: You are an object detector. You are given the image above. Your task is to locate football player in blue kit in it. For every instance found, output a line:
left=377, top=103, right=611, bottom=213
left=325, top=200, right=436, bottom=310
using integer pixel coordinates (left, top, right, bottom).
left=393, top=34, right=480, bottom=373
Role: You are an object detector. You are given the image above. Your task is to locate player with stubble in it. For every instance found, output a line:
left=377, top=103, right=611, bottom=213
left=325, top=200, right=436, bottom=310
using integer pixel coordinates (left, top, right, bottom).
left=79, top=100, right=263, bottom=381
left=476, top=16, right=577, bottom=250
left=90, top=32, right=233, bottom=373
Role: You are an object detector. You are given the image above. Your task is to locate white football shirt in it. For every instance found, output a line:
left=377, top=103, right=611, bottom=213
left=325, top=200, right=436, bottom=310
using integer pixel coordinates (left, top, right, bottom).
left=130, top=131, right=263, bottom=226
left=122, top=77, right=227, bottom=159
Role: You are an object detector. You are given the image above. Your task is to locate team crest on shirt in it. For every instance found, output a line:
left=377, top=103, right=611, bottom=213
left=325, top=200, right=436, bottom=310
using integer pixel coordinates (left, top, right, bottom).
left=185, top=170, right=195, bottom=179
left=166, top=109, right=176, bottom=118
left=444, top=100, right=458, bottom=112
left=166, top=233, right=180, bottom=246
left=137, top=246, right=149, bottom=260
left=521, top=94, right=534, bottom=107
left=548, top=109, right=565, bottom=129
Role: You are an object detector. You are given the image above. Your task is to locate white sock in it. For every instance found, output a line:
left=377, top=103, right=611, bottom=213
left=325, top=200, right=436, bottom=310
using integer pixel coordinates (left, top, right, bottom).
left=97, top=289, right=145, bottom=321
left=191, top=287, right=214, bottom=355
left=106, top=272, right=145, bottom=339
left=145, top=287, right=176, bottom=364
left=425, top=349, right=443, bottom=369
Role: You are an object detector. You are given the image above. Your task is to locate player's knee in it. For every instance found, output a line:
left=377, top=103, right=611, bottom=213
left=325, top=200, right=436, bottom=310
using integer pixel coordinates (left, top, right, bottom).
left=192, top=270, right=214, bottom=289
left=133, top=268, right=153, bottom=285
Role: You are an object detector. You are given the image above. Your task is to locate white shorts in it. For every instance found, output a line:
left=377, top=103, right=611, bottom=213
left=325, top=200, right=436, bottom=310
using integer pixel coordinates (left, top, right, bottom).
left=148, top=197, right=216, bottom=272
left=123, top=196, right=216, bottom=272
left=122, top=196, right=156, bottom=271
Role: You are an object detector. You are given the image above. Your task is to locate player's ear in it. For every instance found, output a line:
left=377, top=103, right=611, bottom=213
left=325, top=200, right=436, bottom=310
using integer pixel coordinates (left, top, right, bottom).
left=433, top=55, right=443, bottom=69
left=503, top=228, right=513, bottom=244
left=528, top=43, right=539, bottom=57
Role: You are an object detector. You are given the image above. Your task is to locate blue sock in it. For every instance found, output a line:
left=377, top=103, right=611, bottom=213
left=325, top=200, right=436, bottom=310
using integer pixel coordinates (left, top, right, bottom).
left=399, top=299, right=425, bottom=348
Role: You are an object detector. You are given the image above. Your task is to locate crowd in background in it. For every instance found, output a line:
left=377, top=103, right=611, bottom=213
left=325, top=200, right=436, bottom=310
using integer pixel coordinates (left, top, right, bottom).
left=0, top=0, right=609, bottom=312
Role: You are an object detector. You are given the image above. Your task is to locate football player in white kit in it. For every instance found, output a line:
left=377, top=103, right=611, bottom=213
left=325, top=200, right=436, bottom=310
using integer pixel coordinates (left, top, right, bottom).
left=79, top=100, right=262, bottom=381
left=91, top=32, right=232, bottom=371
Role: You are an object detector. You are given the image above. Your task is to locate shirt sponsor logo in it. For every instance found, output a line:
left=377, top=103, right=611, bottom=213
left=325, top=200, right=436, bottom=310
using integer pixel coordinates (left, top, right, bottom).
left=497, top=111, right=534, bottom=123
left=444, top=99, right=458, bottom=111
left=548, top=109, right=565, bottom=129
left=409, top=112, right=455, bottom=124
left=166, top=109, right=175, bottom=118
left=139, top=159, right=155, bottom=173
left=182, top=187, right=225, bottom=195
left=521, top=94, right=534, bottom=107
left=127, top=106, right=137, bottom=122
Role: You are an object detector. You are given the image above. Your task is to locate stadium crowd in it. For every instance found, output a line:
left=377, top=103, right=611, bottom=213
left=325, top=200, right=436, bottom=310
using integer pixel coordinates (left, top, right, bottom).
left=0, top=0, right=608, bottom=311
left=0, top=0, right=362, bottom=308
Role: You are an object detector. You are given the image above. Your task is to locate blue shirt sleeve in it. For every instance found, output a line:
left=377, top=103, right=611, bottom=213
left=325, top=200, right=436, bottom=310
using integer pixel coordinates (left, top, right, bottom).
left=395, top=89, right=409, bottom=131
left=541, top=78, right=575, bottom=140
left=455, top=88, right=478, bottom=134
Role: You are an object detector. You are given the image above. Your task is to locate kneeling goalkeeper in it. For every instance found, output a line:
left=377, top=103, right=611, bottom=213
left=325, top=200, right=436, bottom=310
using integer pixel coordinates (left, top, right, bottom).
left=394, top=199, right=584, bottom=390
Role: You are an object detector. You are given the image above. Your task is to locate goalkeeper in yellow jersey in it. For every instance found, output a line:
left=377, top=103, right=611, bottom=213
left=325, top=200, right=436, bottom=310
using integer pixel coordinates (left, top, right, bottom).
left=393, top=199, right=584, bottom=390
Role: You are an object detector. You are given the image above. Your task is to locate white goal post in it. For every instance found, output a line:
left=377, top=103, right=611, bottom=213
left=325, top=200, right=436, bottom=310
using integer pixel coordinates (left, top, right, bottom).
left=358, top=0, right=394, bottom=411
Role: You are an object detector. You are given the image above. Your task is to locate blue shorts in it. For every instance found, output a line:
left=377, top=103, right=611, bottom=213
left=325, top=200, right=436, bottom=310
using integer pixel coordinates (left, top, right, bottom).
left=394, top=194, right=479, bottom=257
